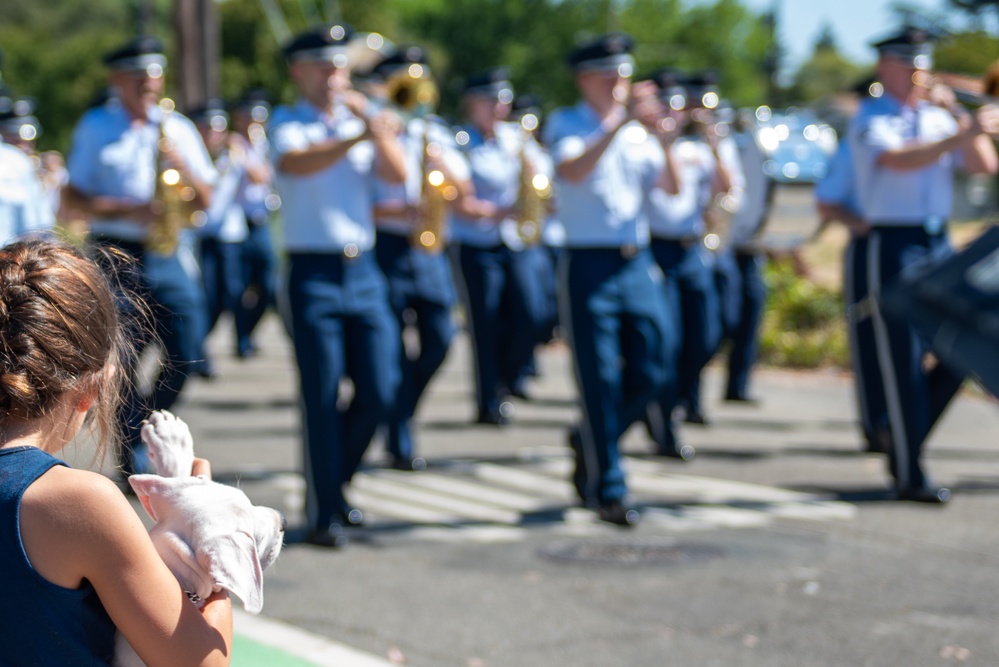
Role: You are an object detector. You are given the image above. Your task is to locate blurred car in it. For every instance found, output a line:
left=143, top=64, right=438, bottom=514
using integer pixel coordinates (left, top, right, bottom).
left=755, top=109, right=837, bottom=184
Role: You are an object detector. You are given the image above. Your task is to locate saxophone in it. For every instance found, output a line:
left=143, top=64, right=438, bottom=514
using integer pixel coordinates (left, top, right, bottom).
left=514, top=114, right=552, bottom=246
left=411, top=124, right=457, bottom=254
left=147, top=98, right=203, bottom=255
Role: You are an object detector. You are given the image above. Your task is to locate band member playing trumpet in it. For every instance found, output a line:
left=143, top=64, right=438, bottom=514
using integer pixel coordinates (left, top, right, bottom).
left=368, top=45, right=471, bottom=470
left=644, top=69, right=740, bottom=455
left=269, top=24, right=407, bottom=546
left=450, top=67, right=552, bottom=425
left=64, top=36, right=217, bottom=477
left=544, top=34, right=673, bottom=525
left=849, top=26, right=999, bottom=503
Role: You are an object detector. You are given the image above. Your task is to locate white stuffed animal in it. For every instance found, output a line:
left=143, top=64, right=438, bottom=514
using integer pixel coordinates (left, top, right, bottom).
left=113, top=411, right=284, bottom=667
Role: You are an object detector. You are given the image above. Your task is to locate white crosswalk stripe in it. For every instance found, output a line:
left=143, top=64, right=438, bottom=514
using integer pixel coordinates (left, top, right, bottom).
left=329, top=452, right=857, bottom=543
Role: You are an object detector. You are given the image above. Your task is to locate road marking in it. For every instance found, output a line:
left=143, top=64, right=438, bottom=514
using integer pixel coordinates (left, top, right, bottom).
left=233, top=609, right=394, bottom=667
left=333, top=452, right=857, bottom=542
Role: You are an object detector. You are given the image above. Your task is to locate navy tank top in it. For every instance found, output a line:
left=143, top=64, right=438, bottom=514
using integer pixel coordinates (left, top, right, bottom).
left=0, top=446, right=116, bottom=666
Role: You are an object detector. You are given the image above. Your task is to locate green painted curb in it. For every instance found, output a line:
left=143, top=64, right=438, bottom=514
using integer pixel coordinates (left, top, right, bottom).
left=233, top=634, right=323, bottom=667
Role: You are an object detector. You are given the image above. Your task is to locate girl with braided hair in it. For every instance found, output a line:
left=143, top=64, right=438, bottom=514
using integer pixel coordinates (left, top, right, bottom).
left=0, top=238, right=232, bottom=666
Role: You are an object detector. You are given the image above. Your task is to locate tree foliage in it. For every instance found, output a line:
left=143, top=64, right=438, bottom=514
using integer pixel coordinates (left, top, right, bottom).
left=0, top=0, right=788, bottom=152
left=788, top=24, right=865, bottom=104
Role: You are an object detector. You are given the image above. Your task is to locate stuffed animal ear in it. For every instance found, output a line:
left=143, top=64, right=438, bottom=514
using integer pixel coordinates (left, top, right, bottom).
left=127, top=474, right=171, bottom=521
left=197, top=532, right=264, bottom=614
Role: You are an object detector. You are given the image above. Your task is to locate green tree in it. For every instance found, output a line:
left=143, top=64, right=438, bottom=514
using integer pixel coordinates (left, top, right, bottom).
left=934, top=29, right=999, bottom=76
left=788, top=24, right=864, bottom=104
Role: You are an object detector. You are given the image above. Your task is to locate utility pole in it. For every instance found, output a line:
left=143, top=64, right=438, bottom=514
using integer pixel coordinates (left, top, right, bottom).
left=174, top=0, right=219, bottom=111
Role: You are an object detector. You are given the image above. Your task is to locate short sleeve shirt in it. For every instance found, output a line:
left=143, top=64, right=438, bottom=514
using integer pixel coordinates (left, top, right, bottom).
left=0, top=140, right=56, bottom=245
left=269, top=99, right=377, bottom=253
left=67, top=100, right=218, bottom=242
left=374, top=116, right=470, bottom=239
left=848, top=94, right=959, bottom=225
left=544, top=102, right=664, bottom=248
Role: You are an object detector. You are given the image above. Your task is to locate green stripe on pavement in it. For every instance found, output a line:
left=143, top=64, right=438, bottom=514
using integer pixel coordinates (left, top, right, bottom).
left=233, top=634, right=323, bottom=667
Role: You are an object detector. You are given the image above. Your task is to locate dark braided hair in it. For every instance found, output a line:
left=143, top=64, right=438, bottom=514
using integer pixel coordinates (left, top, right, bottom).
left=0, top=238, right=127, bottom=456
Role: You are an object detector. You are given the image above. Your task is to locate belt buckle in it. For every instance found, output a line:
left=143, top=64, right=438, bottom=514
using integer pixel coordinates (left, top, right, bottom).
left=343, top=243, right=361, bottom=260
left=620, top=244, right=638, bottom=259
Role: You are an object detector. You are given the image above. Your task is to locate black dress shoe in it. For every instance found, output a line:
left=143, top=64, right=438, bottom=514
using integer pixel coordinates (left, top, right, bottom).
left=390, top=456, right=427, bottom=472
left=724, top=394, right=761, bottom=406
left=657, top=442, right=696, bottom=461
left=898, top=486, right=951, bottom=504
left=684, top=410, right=710, bottom=426
left=334, top=507, right=365, bottom=527
left=597, top=499, right=640, bottom=527
left=307, top=523, right=348, bottom=548
left=476, top=409, right=509, bottom=426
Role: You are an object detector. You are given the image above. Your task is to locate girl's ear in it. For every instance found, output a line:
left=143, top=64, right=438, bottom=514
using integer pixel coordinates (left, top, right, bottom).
left=76, top=384, right=99, bottom=413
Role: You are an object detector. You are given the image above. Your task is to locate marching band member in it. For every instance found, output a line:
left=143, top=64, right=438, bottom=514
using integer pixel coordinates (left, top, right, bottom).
left=849, top=27, right=999, bottom=503
left=231, top=90, right=278, bottom=359
left=816, top=79, right=889, bottom=453
left=544, top=34, right=672, bottom=525
left=369, top=45, right=470, bottom=470
left=269, top=24, right=407, bottom=546
left=450, top=67, right=551, bottom=424
left=189, top=99, right=249, bottom=377
left=64, top=36, right=216, bottom=476
left=717, top=107, right=770, bottom=405
left=643, top=69, right=732, bottom=457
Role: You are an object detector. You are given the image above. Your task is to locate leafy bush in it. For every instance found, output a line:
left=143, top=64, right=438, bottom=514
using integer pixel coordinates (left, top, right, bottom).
left=758, top=258, right=848, bottom=369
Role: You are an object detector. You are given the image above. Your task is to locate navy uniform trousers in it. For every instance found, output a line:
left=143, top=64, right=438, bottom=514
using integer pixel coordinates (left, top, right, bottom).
left=237, top=218, right=277, bottom=356
left=649, top=239, right=721, bottom=423
left=866, top=226, right=964, bottom=489
left=375, top=231, right=456, bottom=461
left=843, top=234, right=889, bottom=449
left=715, top=248, right=767, bottom=400
left=558, top=247, right=672, bottom=504
left=285, top=252, right=400, bottom=531
left=200, top=236, right=249, bottom=352
left=453, top=243, right=548, bottom=417
left=94, top=237, right=205, bottom=474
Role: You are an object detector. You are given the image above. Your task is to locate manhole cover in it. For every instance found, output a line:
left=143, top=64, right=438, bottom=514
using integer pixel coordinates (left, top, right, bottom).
left=538, top=539, right=724, bottom=566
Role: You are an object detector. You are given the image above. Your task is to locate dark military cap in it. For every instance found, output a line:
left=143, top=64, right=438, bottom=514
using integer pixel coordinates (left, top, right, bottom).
left=567, top=33, right=635, bottom=76
left=463, top=67, right=514, bottom=103
left=0, top=95, right=42, bottom=141
left=282, top=25, right=354, bottom=66
left=186, top=98, right=229, bottom=130
left=512, top=93, right=542, bottom=116
left=647, top=68, right=688, bottom=108
left=103, top=36, right=167, bottom=76
left=870, top=26, right=934, bottom=69
left=678, top=70, right=720, bottom=109
left=371, top=45, right=430, bottom=80
left=231, top=89, right=271, bottom=123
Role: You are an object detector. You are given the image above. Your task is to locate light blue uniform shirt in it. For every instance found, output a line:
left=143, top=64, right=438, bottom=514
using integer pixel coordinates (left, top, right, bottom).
left=269, top=99, right=377, bottom=253
left=0, top=139, right=55, bottom=245
left=848, top=94, right=959, bottom=229
left=67, top=100, right=217, bottom=242
left=450, top=121, right=546, bottom=249
left=236, top=137, right=275, bottom=225
left=544, top=102, right=664, bottom=248
left=814, top=141, right=859, bottom=213
left=374, top=116, right=470, bottom=239
left=645, top=137, right=714, bottom=240
left=199, top=148, right=248, bottom=244
left=727, top=131, right=768, bottom=247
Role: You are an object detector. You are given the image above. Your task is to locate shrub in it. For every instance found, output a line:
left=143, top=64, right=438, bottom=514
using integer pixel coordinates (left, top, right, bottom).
left=758, top=258, right=848, bottom=369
